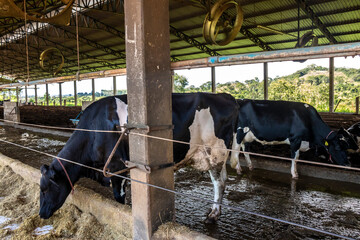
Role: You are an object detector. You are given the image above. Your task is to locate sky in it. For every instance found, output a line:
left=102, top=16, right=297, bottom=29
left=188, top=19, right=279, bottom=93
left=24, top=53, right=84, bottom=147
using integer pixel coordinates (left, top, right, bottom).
left=21, top=56, right=359, bottom=98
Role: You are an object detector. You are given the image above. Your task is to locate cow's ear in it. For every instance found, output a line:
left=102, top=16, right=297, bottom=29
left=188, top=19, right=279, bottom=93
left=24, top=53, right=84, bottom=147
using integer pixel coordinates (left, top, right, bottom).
left=40, top=164, right=55, bottom=179
left=40, top=165, right=49, bottom=176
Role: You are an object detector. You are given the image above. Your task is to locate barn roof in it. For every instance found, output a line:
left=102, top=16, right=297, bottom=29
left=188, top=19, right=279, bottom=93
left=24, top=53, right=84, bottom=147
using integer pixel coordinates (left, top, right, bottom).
left=0, top=0, right=359, bottom=84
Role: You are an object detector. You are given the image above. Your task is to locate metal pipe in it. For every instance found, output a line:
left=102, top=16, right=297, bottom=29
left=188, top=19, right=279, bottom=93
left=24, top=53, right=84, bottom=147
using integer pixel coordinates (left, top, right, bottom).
left=74, top=80, right=77, bottom=106
left=329, top=57, right=334, bottom=112
left=46, top=84, right=49, bottom=106
left=211, top=66, right=216, bottom=93
left=59, top=83, right=62, bottom=106
left=92, top=78, right=95, bottom=101
left=34, top=84, right=38, bottom=105
left=1, top=42, right=360, bottom=89
left=113, top=76, right=116, bottom=95
left=264, top=62, right=268, bottom=100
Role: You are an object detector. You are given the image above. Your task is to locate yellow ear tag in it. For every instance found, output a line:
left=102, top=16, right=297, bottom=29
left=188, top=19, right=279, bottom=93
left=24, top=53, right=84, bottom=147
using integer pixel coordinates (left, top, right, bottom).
left=325, top=141, right=329, bottom=146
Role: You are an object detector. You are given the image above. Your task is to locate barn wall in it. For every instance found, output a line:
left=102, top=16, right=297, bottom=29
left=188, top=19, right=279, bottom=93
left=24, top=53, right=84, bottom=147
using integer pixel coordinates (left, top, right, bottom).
left=19, top=105, right=81, bottom=127
left=319, top=112, right=360, bottom=129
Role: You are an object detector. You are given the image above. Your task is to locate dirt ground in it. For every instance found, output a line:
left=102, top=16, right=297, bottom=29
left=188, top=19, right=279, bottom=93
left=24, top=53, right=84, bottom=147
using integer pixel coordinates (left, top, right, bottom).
left=0, top=165, right=130, bottom=240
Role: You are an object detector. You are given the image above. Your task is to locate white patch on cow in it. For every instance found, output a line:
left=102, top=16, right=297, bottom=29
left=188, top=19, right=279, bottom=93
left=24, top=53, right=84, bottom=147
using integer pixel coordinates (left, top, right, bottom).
left=120, top=179, right=126, bottom=197
left=115, top=98, right=128, bottom=130
left=304, top=104, right=309, bottom=108
left=230, top=133, right=241, bottom=172
left=299, top=141, right=310, bottom=151
left=244, top=129, right=290, bottom=145
left=184, top=107, right=228, bottom=171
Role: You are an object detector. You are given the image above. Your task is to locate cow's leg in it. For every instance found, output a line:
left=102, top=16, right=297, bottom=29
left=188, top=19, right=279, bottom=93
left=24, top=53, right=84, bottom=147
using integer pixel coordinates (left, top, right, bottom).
left=290, top=140, right=301, bottom=178
left=230, top=133, right=242, bottom=174
left=206, top=163, right=227, bottom=223
left=111, top=177, right=127, bottom=204
left=242, top=142, right=253, bottom=171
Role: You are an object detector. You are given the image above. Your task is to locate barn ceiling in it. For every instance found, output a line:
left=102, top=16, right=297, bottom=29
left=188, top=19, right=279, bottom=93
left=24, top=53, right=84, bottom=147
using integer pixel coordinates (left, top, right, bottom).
left=0, top=0, right=359, bottom=83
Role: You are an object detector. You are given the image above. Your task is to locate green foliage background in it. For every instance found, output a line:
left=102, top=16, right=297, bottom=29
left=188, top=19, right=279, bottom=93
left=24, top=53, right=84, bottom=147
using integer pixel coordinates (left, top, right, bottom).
left=174, top=64, right=360, bottom=113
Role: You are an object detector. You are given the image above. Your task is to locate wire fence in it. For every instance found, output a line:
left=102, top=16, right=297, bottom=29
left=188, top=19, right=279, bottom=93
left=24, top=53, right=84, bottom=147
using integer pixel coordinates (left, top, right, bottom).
left=0, top=138, right=356, bottom=240
left=1, top=119, right=360, bottom=172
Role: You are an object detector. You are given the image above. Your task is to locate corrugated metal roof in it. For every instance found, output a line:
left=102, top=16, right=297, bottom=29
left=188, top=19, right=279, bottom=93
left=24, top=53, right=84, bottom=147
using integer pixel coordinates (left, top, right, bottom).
left=0, top=0, right=359, bottom=82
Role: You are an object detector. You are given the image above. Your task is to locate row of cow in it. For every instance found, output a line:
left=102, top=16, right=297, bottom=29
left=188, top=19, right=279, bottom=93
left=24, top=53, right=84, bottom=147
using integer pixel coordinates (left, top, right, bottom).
left=39, top=93, right=359, bottom=222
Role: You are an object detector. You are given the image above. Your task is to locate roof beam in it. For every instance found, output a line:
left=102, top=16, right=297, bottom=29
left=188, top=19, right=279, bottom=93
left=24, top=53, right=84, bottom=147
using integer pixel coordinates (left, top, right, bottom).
left=297, top=0, right=337, bottom=44
left=169, top=25, right=220, bottom=57
left=54, top=24, right=126, bottom=59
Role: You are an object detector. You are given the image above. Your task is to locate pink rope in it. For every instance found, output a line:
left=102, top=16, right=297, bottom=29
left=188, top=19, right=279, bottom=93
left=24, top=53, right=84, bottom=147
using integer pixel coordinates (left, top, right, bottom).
left=56, top=158, right=74, bottom=194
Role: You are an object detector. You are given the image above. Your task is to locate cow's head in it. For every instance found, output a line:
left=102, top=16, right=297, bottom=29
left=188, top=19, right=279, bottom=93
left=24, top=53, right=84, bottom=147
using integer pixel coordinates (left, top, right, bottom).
left=325, top=128, right=358, bottom=165
left=39, top=164, right=72, bottom=219
left=348, top=122, right=360, bottom=137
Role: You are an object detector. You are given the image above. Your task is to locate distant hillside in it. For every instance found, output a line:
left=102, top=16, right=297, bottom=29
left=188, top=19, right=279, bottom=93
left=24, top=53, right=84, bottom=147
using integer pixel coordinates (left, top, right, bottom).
left=174, top=64, right=360, bottom=112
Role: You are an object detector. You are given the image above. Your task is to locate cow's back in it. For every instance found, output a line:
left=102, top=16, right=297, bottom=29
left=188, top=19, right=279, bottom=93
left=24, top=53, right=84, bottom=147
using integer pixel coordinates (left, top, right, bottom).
left=237, top=99, right=324, bottom=142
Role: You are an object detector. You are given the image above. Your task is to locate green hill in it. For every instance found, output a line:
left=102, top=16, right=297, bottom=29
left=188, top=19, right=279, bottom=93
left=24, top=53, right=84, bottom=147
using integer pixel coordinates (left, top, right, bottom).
left=174, top=64, right=360, bottom=113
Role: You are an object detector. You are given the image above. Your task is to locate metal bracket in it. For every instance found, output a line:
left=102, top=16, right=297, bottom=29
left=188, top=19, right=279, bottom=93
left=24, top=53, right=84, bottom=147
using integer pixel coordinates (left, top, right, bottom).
left=124, top=123, right=173, bottom=133
left=125, top=161, right=174, bottom=174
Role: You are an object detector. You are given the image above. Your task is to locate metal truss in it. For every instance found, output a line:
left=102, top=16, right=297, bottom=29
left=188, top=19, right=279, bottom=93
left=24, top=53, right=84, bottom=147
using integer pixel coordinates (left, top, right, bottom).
left=170, top=26, right=220, bottom=57
left=297, top=0, right=337, bottom=44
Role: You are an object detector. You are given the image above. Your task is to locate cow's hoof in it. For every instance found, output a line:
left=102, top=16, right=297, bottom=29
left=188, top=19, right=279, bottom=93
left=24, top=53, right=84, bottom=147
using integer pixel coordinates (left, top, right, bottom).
left=248, top=165, right=254, bottom=171
left=291, top=173, right=299, bottom=179
left=205, top=208, right=220, bottom=224
left=236, top=168, right=242, bottom=175
left=204, top=216, right=216, bottom=224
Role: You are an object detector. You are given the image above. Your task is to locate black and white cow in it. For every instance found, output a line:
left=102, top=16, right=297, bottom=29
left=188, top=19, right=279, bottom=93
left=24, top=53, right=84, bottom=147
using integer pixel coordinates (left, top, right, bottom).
left=348, top=122, right=360, bottom=148
left=230, top=99, right=357, bottom=178
left=39, top=92, right=238, bottom=222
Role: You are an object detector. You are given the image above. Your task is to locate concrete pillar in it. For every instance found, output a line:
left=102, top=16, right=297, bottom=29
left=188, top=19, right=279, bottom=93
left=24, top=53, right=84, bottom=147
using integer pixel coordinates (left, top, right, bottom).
left=46, top=84, right=49, bottom=106
left=211, top=66, right=216, bottom=93
left=113, top=76, right=117, bottom=95
left=74, top=80, right=77, bottom=106
left=171, top=70, right=175, bottom=92
left=329, top=57, right=334, bottom=112
left=92, top=78, right=95, bottom=101
left=59, top=83, right=63, bottom=106
left=4, top=102, right=20, bottom=122
left=25, top=85, right=28, bottom=103
left=35, top=84, right=38, bottom=105
left=125, top=0, right=173, bottom=239
left=264, top=62, right=268, bottom=100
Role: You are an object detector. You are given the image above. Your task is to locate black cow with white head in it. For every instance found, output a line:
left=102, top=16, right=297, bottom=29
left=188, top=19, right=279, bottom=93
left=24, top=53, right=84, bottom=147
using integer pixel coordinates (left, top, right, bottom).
left=39, top=93, right=238, bottom=222
left=230, top=99, right=358, bottom=178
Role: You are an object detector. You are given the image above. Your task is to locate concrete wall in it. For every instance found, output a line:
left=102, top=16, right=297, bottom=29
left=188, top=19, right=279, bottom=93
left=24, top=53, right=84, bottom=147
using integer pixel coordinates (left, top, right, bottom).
left=0, top=153, right=214, bottom=240
left=19, top=105, right=81, bottom=127
left=3, top=102, right=19, bottom=122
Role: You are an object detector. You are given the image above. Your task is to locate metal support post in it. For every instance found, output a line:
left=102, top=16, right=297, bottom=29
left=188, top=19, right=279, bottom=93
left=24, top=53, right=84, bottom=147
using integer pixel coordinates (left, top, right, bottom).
left=264, top=62, right=268, bottom=100
left=113, top=76, right=117, bottom=95
left=74, top=80, right=77, bottom=106
left=329, top=57, right=334, bottom=112
left=211, top=66, right=216, bottom=93
left=35, top=85, right=38, bottom=105
left=25, top=85, right=28, bottom=103
left=92, top=78, right=95, bottom=101
left=356, top=97, right=359, bottom=114
left=8, top=89, right=11, bottom=102
left=16, top=87, right=19, bottom=103
left=46, top=84, right=49, bottom=106
left=125, top=0, right=174, bottom=239
left=59, top=83, right=63, bottom=106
